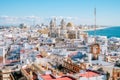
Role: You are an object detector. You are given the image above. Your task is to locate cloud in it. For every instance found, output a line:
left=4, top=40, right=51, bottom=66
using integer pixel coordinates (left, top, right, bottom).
left=0, top=16, right=18, bottom=21
left=0, top=16, right=79, bottom=25
left=65, top=16, right=78, bottom=20
left=49, top=16, right=63, bottom=20
left=24, top=16, right=41, bottom=20
left=46, top=16, right=78, bottom=20
left=0, top=16, right=41, bottom=25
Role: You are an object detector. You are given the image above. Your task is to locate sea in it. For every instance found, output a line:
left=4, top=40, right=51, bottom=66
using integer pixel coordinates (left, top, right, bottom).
left=87, top=26, right=120, bottom=38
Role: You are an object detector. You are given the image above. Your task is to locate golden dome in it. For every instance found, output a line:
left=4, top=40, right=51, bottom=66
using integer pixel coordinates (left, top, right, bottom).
left=67, top=22, right=74, bottom=27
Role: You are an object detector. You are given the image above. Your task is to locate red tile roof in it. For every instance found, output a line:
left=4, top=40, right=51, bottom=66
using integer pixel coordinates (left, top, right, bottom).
left=41, top=74, right=74, bottom=80
left=79, top=71, right=99, bottom=78
left=53, top=77, right=73, bottom=80
left=41, top=74, right=54, bottom=80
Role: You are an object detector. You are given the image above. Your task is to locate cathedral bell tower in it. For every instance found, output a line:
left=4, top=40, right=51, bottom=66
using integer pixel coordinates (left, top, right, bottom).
left=61, top=19, right=66, bottom=30
left=50, top=19, right=56, bottom=30
left=49, top=18, right=56, bottom=37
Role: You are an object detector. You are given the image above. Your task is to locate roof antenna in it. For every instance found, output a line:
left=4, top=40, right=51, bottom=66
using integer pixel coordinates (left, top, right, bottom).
left=94, top=7, right=96, bottom=43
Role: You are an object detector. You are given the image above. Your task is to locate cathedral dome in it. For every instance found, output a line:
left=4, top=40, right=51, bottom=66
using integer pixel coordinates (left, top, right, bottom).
left=67, top=22, right=74, bottom=27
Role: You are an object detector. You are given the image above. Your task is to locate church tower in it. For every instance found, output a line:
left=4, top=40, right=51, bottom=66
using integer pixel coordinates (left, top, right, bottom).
left=49, top=18, right=58, bottom=38
left=61, top=19, right=66, bottom=30
left=50, top=19, right=56, bottom=30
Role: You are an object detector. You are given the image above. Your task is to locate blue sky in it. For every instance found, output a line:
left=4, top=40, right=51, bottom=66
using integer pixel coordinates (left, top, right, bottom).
left=0, top=0, right=120, bottom=26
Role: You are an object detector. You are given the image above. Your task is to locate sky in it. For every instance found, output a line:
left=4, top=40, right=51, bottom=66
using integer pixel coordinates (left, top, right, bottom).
left=0, top=0, right=120, bottom=26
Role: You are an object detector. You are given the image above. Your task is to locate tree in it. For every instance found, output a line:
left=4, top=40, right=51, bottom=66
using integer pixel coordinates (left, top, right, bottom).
left=97, top=67, right=104, bottom=72
left=106, top=72, right=110, bottom=80
left=115, top=60, right=120, bottom=67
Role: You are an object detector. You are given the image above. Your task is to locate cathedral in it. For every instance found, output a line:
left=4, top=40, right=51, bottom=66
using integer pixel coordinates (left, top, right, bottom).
left=49, top=19, right=88, bottom=40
